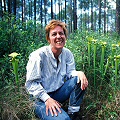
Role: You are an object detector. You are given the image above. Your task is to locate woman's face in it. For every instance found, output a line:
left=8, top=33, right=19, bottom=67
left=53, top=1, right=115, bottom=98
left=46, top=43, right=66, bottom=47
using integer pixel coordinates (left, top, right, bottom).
left=48, top=26, right=66, bottom=51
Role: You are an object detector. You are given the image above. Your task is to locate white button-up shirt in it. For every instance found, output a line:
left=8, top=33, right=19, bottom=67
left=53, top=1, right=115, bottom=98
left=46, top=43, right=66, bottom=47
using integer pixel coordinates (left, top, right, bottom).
left=25, top=45, right=78, bottom=102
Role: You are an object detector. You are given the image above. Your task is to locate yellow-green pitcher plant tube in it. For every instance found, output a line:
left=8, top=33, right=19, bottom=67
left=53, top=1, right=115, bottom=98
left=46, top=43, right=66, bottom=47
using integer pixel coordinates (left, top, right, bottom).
left=92, top=39, right=97, bottom=88
left=100, top=42, right=107, bottom=76
left=9, top=52, right=20, bottom=87
left=111, top=44, right=119, bottom=68
left=114, top=55, right=120, bottom=84
left=99, top=41, right=107, bottom=86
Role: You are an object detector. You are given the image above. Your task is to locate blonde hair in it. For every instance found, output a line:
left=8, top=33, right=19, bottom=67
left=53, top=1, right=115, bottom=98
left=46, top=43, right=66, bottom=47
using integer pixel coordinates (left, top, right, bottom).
left=45, top=19, right=68, bottom=41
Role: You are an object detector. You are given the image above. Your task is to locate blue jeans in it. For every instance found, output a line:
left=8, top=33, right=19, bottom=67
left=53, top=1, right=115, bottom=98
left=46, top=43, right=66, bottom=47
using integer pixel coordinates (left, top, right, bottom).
left=34, top=76, right=85, bottom=120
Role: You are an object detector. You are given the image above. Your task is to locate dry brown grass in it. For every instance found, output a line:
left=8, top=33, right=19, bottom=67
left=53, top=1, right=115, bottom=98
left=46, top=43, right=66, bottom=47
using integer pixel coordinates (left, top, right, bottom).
left=0, top=84, right=119, bottom=120
left=0, top=86, right=34, bottom=120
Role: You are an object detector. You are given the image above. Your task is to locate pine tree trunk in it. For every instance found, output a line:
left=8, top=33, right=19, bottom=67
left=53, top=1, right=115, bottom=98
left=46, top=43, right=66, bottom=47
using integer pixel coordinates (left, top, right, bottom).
left=116, top=0, right=120, bottom=34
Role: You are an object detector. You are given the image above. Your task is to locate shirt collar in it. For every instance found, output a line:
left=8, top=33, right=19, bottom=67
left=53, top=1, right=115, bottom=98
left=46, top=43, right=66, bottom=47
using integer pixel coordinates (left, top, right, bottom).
left=48, top=45, right=63, bottom=63
left=48, top=45, right=55, bottom=59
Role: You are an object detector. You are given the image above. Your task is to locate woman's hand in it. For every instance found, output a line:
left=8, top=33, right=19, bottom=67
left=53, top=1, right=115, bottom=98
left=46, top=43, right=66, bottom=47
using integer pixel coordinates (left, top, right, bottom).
left=77, top=71, right=88, bottom=90
left=45, top=97, right=62, bottom=116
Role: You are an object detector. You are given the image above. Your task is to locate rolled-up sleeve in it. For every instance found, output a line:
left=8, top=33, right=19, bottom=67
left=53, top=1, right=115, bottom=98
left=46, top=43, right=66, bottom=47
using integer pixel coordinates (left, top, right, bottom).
left=25, top=53, right=50, bottom=102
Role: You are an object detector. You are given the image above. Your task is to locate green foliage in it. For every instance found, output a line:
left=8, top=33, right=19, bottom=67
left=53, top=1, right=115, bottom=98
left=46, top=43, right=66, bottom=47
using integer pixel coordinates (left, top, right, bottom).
left=0, top=14, right=47, bottom=87
left=0, top=14, right=120, bottom=119
left=66, top=30, right=120, bottom=119
left=0, top=15, right=47, bottom=119
left=0, top=13, right=46, bottom=57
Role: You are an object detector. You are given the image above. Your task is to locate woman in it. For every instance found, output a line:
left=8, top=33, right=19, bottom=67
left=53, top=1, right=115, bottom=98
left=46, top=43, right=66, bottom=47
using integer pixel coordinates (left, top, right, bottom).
left=25, top=19, right=88, bottom=120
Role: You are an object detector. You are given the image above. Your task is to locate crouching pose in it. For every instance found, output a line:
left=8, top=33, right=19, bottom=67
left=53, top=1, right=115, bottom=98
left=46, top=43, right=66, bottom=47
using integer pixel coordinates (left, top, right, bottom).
left=25, top=19, right=88, bottom=120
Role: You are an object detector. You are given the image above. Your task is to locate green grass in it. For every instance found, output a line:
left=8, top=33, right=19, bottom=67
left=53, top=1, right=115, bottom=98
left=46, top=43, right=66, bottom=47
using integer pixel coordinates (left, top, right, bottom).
left=0, top=17, right=120, bottom=119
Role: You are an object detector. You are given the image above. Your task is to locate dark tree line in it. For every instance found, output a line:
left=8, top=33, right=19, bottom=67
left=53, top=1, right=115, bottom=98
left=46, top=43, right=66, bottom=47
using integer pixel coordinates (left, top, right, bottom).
left=0, top=0, right=120, bottom=34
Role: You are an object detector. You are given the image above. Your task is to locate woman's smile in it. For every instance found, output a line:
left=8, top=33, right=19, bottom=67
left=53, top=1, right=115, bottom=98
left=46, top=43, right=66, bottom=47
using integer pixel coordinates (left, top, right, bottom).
left=49, top=26, right=66, bottom=50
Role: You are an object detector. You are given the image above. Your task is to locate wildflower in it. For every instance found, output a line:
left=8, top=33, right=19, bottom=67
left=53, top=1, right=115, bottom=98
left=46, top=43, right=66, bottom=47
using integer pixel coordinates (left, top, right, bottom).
left=9, top=52, right=20, bottom=58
